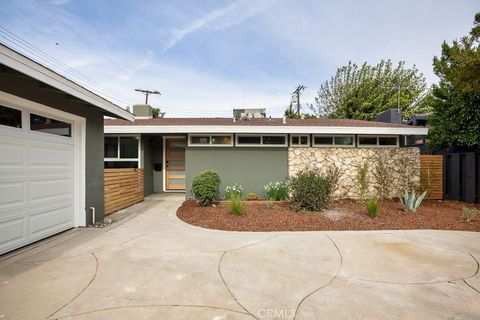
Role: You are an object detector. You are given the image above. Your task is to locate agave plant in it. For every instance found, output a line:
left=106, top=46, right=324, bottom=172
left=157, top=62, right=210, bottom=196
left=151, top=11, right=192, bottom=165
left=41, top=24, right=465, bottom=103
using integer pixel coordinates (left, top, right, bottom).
left=400, top=190, right=427, bottom=212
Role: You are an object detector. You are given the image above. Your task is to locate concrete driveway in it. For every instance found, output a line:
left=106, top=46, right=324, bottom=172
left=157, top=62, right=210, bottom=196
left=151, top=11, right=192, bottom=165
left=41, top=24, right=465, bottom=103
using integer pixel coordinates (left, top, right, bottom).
left=1, top=194, right=479, bottom=320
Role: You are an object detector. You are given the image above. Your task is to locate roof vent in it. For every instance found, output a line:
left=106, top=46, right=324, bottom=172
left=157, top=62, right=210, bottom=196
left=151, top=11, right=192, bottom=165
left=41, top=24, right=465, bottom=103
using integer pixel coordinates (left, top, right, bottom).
left=282, top=116, right=286, bottom=124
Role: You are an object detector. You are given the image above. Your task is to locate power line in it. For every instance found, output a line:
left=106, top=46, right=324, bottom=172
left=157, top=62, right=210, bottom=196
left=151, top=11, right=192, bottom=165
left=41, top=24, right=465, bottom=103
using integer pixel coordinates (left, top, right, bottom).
left=0, top=26, right=135, bottom=106
left=135, top=89, right=161, bottom=104
left=292, top=85, right=306, bottom=116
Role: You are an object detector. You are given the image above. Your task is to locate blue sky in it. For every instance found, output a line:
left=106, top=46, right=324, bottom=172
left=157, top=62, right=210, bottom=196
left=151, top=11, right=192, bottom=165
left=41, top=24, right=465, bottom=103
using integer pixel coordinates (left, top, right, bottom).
left=1, top=0, right=479, bottom=117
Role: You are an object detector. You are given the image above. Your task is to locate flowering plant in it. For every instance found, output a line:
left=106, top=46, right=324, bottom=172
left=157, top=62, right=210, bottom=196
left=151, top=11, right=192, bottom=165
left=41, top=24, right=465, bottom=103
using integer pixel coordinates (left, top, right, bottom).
left=225, top=183, right=244, bottom=200
left=264, top=179, right=289, bottom=200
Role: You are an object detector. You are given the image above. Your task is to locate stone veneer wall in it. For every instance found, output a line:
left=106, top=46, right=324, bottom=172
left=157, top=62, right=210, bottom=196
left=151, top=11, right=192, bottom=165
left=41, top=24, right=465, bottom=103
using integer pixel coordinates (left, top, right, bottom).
left=288, top=147, right=420, bottom=199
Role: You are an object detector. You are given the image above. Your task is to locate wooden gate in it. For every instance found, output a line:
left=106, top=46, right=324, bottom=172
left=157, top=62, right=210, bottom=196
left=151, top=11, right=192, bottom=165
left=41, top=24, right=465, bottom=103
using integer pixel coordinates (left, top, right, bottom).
left=105, top=168, right=144, bottom=214
left=420, top=155, right=443, bottom=200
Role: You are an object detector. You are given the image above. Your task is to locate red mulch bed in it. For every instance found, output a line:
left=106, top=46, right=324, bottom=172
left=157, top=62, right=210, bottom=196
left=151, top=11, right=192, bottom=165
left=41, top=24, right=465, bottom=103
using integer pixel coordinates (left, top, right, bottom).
left=176, top=200, right=480, bottom=232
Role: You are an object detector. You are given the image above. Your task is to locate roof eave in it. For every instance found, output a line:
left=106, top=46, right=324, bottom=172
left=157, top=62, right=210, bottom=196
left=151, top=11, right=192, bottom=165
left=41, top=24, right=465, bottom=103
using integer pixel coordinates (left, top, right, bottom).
left=104, top=125, right=429, bottom=135
left=0, top=44, right=134, bottom=121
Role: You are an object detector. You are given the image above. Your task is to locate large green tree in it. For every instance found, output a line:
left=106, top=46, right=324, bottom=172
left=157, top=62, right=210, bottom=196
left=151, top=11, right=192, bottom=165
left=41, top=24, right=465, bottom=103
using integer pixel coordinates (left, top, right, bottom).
left=311, top=60, right=431, bottom=120
left=428, top=13, right=480, bottom=149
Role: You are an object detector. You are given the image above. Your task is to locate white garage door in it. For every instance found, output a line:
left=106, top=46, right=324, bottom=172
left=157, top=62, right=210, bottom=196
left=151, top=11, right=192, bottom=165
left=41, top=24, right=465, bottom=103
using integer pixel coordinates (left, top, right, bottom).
left=0, top=100, right=78, bottom=255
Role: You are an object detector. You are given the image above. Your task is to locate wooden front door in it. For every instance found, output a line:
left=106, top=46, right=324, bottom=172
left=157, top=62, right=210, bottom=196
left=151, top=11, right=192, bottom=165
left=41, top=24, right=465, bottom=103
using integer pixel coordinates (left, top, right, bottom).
left=165, top=138, right=186, bottom=190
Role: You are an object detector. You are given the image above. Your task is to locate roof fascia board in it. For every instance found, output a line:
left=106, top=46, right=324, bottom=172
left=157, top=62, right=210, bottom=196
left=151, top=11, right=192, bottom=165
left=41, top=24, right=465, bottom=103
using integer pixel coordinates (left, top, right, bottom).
left=0, top=44, right=134, bottom=121
left=104, top=125, right=429, bottom=135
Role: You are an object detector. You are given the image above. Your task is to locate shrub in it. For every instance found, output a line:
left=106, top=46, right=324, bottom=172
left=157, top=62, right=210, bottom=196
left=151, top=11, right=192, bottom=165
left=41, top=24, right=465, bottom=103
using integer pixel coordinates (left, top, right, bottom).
left=356, top=161, right=370, bottom=200
left=463, top=207, right=480, bottom=221
left=224, top=183, right=244, bottom=200
left=246, top=192, right=259, bottom=201
left=373, top=153, right=393, bottom=200
left=191, top=171, right=221, bottom=206
left=364, top=198, right=380, bottom=218
left=399, top=190, right=427, bottom=212
left=325, top=163, right=344, bottom=197
left=289, top=169, right=332, bottom=212
left=228, top=194, right=245, bottom=215
left=264, top=180, right=289, bottom=200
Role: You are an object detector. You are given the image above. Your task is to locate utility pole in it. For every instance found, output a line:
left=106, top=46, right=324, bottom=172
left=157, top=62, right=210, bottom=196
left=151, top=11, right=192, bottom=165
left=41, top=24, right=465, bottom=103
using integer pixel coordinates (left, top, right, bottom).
left=292, top=85, right=306, bottom=116
left=135, top=89, right=161, bottom=104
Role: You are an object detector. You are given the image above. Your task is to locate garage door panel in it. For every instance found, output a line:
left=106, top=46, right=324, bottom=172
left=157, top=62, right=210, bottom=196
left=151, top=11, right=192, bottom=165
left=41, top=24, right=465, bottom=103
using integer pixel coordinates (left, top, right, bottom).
left=29, top=146, right=74, bottom=168
left=0, top=182, right=24, bottom=206
left=0, top=217, right=26, bottom=252
left=30, top=179, right=73, bottom=201
left=0, top=142, right=24, bottom=167
left=30, top=205, right=73, bottom=238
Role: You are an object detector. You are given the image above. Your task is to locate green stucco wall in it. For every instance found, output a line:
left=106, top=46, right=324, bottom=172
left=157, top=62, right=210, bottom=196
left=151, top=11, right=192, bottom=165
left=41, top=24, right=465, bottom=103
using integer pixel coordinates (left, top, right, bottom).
left=0, top=67, right=106, bottom=225
left=142, top=135, right=154, bottom=196
left=185, top=147, right=288, bottom=199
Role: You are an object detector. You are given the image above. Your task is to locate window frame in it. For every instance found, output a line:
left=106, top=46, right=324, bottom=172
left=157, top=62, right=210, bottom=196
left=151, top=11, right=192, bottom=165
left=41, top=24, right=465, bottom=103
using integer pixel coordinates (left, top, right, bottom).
left=0, top=104, right=23, bottom=129
left=312, top=134, right=355, bottom=147
left=290, top=134, right=310, bottom=147
left=235, top=134, right=288, bottom=147
left=357, top=135, right=399, bottom=147
left=104, top=134, right=141, bottom=168
left=188, top=134, right=233, bottom=147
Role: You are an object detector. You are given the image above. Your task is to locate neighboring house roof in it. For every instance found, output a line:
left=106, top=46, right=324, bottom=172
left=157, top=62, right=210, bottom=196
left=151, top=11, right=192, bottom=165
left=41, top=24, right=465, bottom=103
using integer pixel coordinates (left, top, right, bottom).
left=0, top=44, right=134, bottom=121
left=104, top=117, right=429, bottom=135
left=406, top=115, right=429, bottom=126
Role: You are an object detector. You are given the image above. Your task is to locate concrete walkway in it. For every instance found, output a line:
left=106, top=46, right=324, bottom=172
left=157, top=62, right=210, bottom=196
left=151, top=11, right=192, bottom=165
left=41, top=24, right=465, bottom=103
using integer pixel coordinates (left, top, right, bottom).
left=1, top=194, right=479, bottom=320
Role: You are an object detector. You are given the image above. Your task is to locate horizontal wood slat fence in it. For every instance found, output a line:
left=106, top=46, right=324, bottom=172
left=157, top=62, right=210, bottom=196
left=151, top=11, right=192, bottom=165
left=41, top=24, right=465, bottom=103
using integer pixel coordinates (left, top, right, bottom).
left=105, top=168, right=144, bottom=215
left=420, top=155, right=443, bottom=200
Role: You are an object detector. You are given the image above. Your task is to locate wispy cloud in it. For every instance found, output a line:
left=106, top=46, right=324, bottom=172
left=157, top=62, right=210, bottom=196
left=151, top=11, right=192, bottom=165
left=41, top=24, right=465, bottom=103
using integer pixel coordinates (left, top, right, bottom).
left=162, top=0, right=275, bottom=52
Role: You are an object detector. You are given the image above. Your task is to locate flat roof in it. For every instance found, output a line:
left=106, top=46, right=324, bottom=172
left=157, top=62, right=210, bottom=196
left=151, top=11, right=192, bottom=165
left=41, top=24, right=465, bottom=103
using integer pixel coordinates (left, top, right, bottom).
left=104, top=118, right=429, bottom=135
left=0, top=44, right=134, bottom=121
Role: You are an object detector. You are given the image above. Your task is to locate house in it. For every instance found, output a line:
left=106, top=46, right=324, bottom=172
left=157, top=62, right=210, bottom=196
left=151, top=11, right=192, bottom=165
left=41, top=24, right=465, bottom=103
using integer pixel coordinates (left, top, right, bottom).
left=105, top=104, right=428, bottom=200
left=0, top=44, right=133, bottom=255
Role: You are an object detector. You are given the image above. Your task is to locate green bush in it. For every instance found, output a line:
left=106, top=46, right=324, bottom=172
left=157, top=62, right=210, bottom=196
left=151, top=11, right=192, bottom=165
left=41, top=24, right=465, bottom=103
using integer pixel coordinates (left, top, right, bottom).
left=463, top=207, right=480, bottom=221
left=289, top=169, right=332, bottom=211
left=364, top=198, right=380, bottom=218
left=264, top=180, right=289, bottom=200
left=228, top=194, right=245, bottom=215
left=247, top=192, right=259, bottom=201
left=191, top=171, right=221, bottom=206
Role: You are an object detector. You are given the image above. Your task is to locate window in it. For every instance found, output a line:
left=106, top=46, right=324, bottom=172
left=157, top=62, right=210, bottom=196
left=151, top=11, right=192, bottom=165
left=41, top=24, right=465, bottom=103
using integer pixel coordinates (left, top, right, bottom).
left=262, top=136, right=285, bottom=145
left=0, top=105, right=22, bottom=128
left=104, top=137, right=118, bottom=158
left=358, top=136, right=377, bottom=145
left=236, top=134, right=287, bottom=147
left=335, top=136, right=354, bottom=146
left=313, top=135, right=354, bottom=147
left=212, top=135, right=232, bottom=145
left=188, top=134, right=233, bottom=146
left=358, top=136, right=398, bottom=147
left=314, top=136, right=333, bottom=145
left=291, top=135, right=310, bottom=147
left=30, top=113, right=71, bottom=137
left=104, top=135, right=140, bottom=168
left=379, top=137, right=398, bottom=146
left=120, top=137, right=139, bottom=158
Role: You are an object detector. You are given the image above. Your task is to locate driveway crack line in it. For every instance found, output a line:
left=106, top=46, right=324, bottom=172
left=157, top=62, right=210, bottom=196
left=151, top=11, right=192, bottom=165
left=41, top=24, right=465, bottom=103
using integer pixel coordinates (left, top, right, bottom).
left=47, top=252, right=99, bottom=319
left=218, top=251, right=258, bottom=320
left=52, top=304, right=250, bottom=319
left=293, top=233, right=343, bottom=320
left=216, top=235, right=278, bottom=320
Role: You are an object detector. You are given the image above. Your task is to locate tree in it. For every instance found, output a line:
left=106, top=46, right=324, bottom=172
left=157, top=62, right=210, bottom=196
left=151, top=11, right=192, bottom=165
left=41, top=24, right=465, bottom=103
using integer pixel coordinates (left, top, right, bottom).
left=311, top=60, right=431, bottom=120
left=152, top=107, right=165, bottom=118
left=428, top=13, right=480, bottom=149
left=284, top=103, right=317, bottom=119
